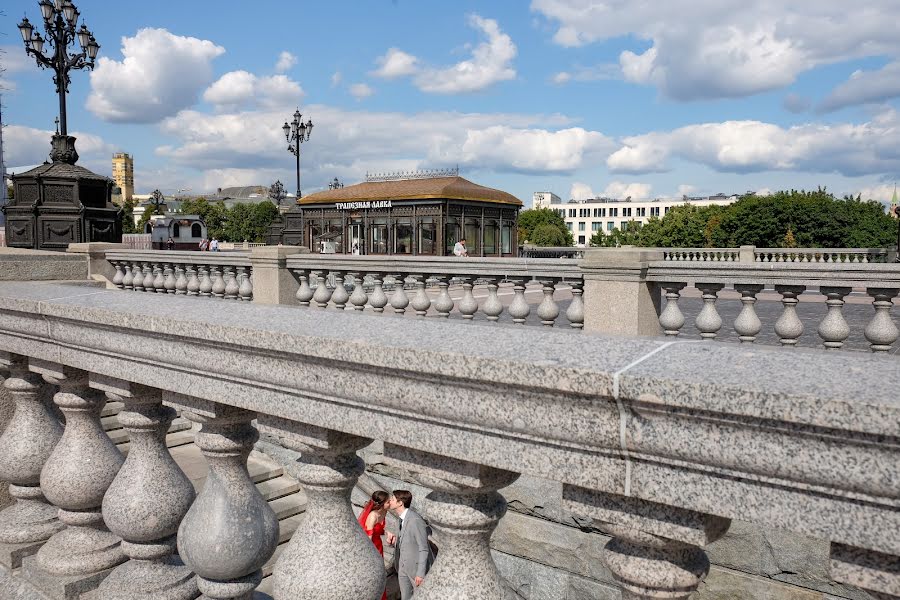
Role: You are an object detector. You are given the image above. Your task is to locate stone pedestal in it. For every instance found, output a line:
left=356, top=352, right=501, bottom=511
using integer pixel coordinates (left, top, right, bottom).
left=580, top=248, right=664, bottom=336
left=250, top=246, right=309, bottom=304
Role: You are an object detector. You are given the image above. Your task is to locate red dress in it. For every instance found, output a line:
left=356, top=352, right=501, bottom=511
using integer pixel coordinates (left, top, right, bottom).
left=361, top=507, right=388, bottom=600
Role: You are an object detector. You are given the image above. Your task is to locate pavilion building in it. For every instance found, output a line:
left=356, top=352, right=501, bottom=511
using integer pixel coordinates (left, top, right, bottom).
left=276, top=170, right=522, bottom=256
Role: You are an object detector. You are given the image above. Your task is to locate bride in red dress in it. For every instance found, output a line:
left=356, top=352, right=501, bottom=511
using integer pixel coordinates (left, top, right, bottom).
left=358, top=490, right=390, bottom=600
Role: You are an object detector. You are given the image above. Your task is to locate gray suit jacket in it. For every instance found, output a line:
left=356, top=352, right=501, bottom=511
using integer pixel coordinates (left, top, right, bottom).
left=396, top=509, right=434, bottom=580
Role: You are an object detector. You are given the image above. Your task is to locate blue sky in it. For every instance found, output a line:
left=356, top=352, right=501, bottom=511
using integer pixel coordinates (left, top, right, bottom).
left=2, top=0, right=899, bottom=206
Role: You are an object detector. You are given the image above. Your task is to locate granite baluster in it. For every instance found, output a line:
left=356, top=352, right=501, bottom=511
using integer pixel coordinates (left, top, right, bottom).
left=0, top=354, right=63, bottom=569
left=211, top=266, right=226, bottom=299
left=508, top=279, right=530, bottom=325
left=695, top=283, right=724, bottom=340
left=733, top=283, right=764, bottom=343
left=369, top=273, right=389, bottom=313
left=331, top=271, right=349, bottom=309
left=817, top=286, right=852, bottom=350
left=185, top=266, right=200, bottom=296
left=458, top=277, right=479, bottom=320
left=152, top=264, right=165, bottom=293
left=198, top=266, right=213, bottom=298
left=864, top=287, right=899, bottom=353
left=410, top=275, right=432, bottom=317
left=566, top=280, right=585, bottom=329
left=238, top=267, right=253, bottom=301
left=174, top=400, right=278, bottom=600
left=563, top=487, right=730, bottom=600
left=536, top=279, right=560, bottom=326
left=482, top=277, right=503, bottom=322
left=774, top=285, right=806, bottom=347
left=349, top=273, right=369, bottom=311
left=257, top=418, right=384, bottom=600
left=390, top=273, right=410, bottom=314
left=223, top=267, right=240, bottom=300
left=383, top=444, right=519, bottom=600
left=97, top=380, right=198, bottom=600
left=163, top=264, right=176, bottom=294
left=112, top=262, right=125, bottom=289
left=174, top=265, right=188, bottom=295
left=29, top=362, right=126, bottom=597
left=295, top=270, right=314, bottom=307
left=122, top=263, right=135, bottom=291
left=312, top=271, right=334, bottom=308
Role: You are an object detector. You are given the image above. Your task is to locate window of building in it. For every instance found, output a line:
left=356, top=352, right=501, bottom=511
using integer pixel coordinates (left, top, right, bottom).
left=465, top=219, right=481, bottom=255
left=568, top=209, right=576, bottom=217
left=607, top=221, right=614, bottom=231
left=483, top=221, right=498, bottom=255
left=191, top=223, right=202, bottom=238
left=144, top=222, right=152, bottom=234
left=395, top=221, right=413, bottom=254
left=593, top=208, right=601, bottom=217
left=419, top=221, right=437, bottom=255
left=444, top=220, right=460, bottom=254
left=610, top=208, right=618, bottom=217
left=578, top=235, right=585, bottom=245
left=592, top=222, right=601, bottom=231
left=566, top=222, right=573, bottom=230
left=501, top=225, right=512, bottom=254
left=172, top=222, right=180, bottom=238
left=621, top=221, right=628, bottom=231
left=623, top=207, right=632, bottom=217
left=578, top=222, right=586, bottom=231
left=664, top=207, right=671, bottom=214
left=371, top=223, right=388, bottom=254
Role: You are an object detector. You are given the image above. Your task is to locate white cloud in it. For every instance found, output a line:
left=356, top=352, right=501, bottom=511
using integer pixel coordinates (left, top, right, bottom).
left=569, top=182, right=594, bottom=200
left=331, top=71, right=343, bottom=87
left=371, top=48, right=420, bottom=79
left=552, top=63, right=619, bottom=85
left=601, top=181, right=652, bottom=199
left=856, top=183, right=897, bottom=203
left=349, top=83, right=374, bottom=100
left=203, top=71, right=303, bottom=111
left=5, top=125, right=116, bottom=170
left=87, top=28, right=225, bottom=123
left=676, top=184, right=697, bottom=197
left=460, top=126, right=612, bottom=173
left=372, top=15, right=517, bottom=94
left=607, top=114, right=900, bottom=177
left=274, top=51, right=297, bottom=73
left=155, top=106, right=595, bottom=181
left=532, top=0, right=900, bottom=100
left=819, top=61, right=900, bottom=112
left=552, top=72, right=572, bottom=85
left=783, top=93, right=811, bottom=114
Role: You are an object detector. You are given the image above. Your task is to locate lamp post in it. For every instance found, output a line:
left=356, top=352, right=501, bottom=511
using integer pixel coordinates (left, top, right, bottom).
left=282, top=108, right=313, bottom=199
left=149, top=189, right=166, bottom=215
left=268, top=180, right=286, bottom=207
left=18, top=0, right=100, bottom=139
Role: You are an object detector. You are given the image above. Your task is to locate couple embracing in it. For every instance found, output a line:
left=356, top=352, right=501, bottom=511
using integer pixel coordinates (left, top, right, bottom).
left=358, top=489, right=434, bottom=600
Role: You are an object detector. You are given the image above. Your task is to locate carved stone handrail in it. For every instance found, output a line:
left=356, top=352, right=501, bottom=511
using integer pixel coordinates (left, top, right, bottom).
left=0, top=281, right=896, bottom=598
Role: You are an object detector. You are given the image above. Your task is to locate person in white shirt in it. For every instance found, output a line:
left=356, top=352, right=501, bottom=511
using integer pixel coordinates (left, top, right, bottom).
left=210, top=238, right=219, bottom=252
left=452, top=238, right=468, bottom=257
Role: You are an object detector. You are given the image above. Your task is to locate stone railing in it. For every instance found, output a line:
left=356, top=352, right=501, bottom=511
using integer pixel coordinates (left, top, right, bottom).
left=646, top=259, right=900, bottom=351
left=105, top=249, right=254, bottom=300
left=662, top=245, right=893, bottom=263
left=0, top=281, right=897, bottom=600
left=284, top=254, right=585, bottom=328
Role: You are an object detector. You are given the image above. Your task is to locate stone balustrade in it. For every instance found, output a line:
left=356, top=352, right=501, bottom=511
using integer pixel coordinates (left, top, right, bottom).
left=105, top=250, right=254, bottom=301
left=647, top=259, right=900, bottom=351
left=0, top=281, right=897, bottom=599
left=662, top=245, right=893, bottom=263
left=284, top=254, right=586, bottom=328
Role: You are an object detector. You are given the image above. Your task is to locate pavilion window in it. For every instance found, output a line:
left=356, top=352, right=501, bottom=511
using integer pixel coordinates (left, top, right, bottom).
left=191, top=223, right=202, bottom=238
left=483, top=220, right=498, bottom=255
left=501, top=225, right=512, bottom=254
left=464, top=219, right=480, bottom=255
left=395, top=221, right=413, bottom=254
left=418, top=220, right=437, bottom=255
left=444, top=219, right=460, bottom=254
left=371, top=222, right=388, bottom=254
left=327, top=219, right=343, bottom=251
left=172, top=222, right=180, bottom=238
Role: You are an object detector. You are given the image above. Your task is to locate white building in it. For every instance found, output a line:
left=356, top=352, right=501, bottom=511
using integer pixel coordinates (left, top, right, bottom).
left=545, top=193, right=741, bottom=247
left=533, top=191, right=561, bottom=209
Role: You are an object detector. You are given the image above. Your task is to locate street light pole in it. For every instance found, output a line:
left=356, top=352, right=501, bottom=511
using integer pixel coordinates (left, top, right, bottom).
left=18, top=1, right=100, bottom=138
left=282, top=108, right=313, bottom=199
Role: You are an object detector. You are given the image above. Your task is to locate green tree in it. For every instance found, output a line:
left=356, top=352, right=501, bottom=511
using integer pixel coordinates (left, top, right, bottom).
left=136, top=206, right=154, bottom=234
left=590, top=220, right=643, bottom=247
left=518, top=208, right=574, bottom=246
left=639, top=204, right=725, bottom=247
left=178, top=198, right=228, bottom=240
left=120, top=198, right=139, bottom=234
left=6, top=184, right=13, bottom=200
left=529, top=222, right=571, bottom=246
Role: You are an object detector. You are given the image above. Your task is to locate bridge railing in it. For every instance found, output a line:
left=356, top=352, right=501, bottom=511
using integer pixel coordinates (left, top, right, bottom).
left=0, top=281, right=896, bottom=599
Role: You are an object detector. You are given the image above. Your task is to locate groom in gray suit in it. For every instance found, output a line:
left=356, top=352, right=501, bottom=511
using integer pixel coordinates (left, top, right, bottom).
left=386, top=489, right=434, bottom=599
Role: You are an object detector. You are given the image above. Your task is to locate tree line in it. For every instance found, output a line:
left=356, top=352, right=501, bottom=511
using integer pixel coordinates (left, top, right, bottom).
left=121, top=197, right=280, bottom=244
left=518, top=189, right=897, bottom=249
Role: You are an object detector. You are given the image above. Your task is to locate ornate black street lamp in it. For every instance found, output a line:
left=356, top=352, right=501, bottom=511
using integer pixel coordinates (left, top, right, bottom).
left=268, top=180, right=286, bottom=206
left=328, top=177, right=344, bottom=190
left=18, top=0, right=100, bottom=138
left=149, top=189, right=166, bottom=214
left=282, top=108, right=313, bottom=199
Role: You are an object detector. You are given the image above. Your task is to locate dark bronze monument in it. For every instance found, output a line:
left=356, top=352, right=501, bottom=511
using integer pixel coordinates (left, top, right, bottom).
left=3, top=135, right=121, bottom=250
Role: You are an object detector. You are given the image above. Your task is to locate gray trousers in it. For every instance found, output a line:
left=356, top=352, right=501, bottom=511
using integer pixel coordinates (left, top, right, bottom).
left=398, top=572, right=416, bottom=600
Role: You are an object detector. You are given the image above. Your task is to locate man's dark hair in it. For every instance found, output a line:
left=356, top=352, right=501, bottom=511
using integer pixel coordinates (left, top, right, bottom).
left=392, top=489, right=413, bottom=508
